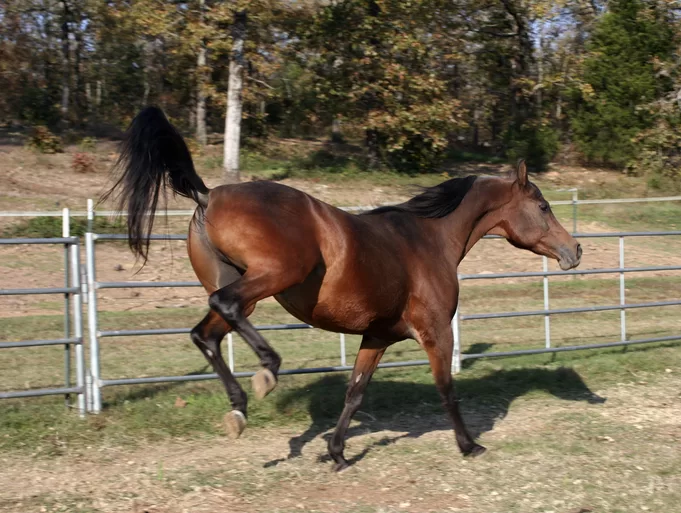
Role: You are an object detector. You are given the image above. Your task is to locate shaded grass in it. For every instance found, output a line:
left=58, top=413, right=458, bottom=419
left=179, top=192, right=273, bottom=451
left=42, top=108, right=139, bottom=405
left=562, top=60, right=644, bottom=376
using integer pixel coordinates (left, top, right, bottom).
left=2, top=274, right=680, bottom=391
left=1, top=319, right=681, bottom=456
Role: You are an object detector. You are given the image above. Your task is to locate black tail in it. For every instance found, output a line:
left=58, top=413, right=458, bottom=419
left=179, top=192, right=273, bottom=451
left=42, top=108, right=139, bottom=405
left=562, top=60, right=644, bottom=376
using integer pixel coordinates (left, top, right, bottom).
left=102, top=106, right=210, bottom=263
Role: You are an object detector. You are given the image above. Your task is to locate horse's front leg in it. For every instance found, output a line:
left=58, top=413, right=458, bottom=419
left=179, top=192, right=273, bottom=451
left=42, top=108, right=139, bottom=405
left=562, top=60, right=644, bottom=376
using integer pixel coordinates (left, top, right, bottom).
left=328, top=335, right=388, bottom=472
left=417, top=320, right=486, bottom=457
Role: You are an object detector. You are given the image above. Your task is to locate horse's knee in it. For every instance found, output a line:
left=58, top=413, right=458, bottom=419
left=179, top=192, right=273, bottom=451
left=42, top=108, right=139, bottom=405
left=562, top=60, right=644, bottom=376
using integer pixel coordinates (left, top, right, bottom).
left=190, top=323, right=219, bottom=357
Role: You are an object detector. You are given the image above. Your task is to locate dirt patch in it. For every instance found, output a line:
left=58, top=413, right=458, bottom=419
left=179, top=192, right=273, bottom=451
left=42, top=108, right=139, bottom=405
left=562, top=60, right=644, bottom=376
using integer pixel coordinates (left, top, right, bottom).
left=2, top=372, right=680, bottom=513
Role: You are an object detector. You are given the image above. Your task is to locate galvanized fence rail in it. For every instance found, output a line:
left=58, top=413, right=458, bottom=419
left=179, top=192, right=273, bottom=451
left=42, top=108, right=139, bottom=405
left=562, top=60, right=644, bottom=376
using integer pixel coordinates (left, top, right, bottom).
left=2, top=197, right=681, bottom=415
left=2, top=189, right=680, bottom=232
left=451, top=231, right=681, bottom=372
left=84, top=200, right=429, bottom=413
left=0, top=209, right=86, bottom=415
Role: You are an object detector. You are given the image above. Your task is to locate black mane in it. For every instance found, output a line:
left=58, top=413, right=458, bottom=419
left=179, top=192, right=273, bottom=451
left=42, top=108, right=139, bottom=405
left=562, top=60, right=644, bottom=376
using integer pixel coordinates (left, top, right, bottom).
left=364, top=175, right=478, bottom=218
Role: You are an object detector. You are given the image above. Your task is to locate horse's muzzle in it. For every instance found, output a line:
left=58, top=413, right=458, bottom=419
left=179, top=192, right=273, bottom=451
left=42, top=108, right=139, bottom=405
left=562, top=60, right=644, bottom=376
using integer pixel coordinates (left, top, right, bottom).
left=558, top=243, right=582, bottom=270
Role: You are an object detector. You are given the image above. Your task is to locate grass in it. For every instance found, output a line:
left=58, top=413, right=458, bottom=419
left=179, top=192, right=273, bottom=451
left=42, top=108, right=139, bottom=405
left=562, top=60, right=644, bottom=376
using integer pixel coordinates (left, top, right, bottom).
left=2, top=142, right=681, bottom=511
left=0, top=273, right=680, bottom=454
left=1, top=340, right=680, bottom=453
left=3, top=341, right=681, bottom=512
left=2, top=216, right=127, bottom=239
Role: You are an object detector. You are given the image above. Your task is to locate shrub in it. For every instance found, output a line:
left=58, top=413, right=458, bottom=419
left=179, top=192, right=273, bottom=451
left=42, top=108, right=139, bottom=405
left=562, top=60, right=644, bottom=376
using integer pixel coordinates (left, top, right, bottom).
left=26, top=126, right=63, bottom=154
left=78, top=137, right=98, bottom=151
left=627, top=115, right=681, bottom=193
left=72, top=152, right=97, bottom=174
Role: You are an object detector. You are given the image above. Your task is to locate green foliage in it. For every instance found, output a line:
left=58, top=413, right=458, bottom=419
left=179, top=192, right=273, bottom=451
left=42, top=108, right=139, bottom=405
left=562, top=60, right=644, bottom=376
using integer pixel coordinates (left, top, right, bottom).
left=570, top=0, right=675, bottom=168
left=26, top=126, right=63, bottom=154
left=78, top=137, right=98, bottom=151
left=3, top=217, right=126, bottom=239
left=627, top=110, right=681, bottom=192
left=2, top=0, right=681, bottom=172
left=505, top=125, right=560, bottom=172
left=299, top=0, right=466, bottom=172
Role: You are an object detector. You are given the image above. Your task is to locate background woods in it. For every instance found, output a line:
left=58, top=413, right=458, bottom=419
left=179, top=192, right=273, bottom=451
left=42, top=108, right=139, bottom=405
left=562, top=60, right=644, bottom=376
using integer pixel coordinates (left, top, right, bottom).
left=1, top=0, right=680, bottom=184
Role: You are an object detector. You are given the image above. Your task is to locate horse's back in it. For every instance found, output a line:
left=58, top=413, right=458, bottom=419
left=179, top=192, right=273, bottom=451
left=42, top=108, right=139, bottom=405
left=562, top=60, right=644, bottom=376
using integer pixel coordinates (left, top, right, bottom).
left=199, top=181, right=414, bottom=338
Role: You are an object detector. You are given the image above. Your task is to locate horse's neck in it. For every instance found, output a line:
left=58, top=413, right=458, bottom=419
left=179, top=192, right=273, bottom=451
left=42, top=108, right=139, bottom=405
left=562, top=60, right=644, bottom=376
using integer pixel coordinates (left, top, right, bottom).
left=436, top=177, right=511, bottom=267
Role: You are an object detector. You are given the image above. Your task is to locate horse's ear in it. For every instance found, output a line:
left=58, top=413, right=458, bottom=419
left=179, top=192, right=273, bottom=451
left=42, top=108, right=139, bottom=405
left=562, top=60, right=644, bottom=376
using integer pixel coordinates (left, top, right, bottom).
left=515, top=159, right=528, bottom=187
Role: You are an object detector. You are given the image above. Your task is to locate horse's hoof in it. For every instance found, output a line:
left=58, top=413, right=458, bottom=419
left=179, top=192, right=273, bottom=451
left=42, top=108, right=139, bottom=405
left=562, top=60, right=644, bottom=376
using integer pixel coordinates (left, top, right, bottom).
left=224, top=410, right=247, bottom=439
left=463, top=443, right=487, bottom=458
left=252, top=368, right=277, bottom=399
left=332, top=461, right=350, bottom=473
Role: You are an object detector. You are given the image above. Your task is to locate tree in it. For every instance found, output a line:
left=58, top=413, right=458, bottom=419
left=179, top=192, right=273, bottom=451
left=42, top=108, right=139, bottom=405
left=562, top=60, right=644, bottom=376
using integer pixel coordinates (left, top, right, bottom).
left=223, top=9, right=246, bottom=184
left=570, top=0, right=675, bottom=167
left=297, top=0, right=467, bottom=172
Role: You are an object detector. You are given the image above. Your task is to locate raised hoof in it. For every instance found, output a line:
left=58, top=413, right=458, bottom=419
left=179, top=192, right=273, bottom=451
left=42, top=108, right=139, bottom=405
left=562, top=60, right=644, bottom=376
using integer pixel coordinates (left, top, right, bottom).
left=463, top=443, right=487, bottom=458
left=223, top=410, right=247, bottom=440
left=252, top=368, right=277, bottom=400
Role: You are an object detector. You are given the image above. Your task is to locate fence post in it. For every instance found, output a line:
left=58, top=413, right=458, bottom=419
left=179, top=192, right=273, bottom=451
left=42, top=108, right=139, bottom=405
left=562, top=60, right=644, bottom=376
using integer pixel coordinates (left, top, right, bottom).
left=227, top=332, right=235, bottom=372
left=451, top=310, right=461, bottom=374
left=543, top=256, right=551, bottom=349
left=70, top=243, right=86, bottom=416
left=572, top=190, right=578, bottom=234
left=62, top=208, right=71, bottom=407
left=340, top=333, right=347, bottom=367
left=619, top=236, right=627, bottom=343
left=86, top=199, right=102, bottom=413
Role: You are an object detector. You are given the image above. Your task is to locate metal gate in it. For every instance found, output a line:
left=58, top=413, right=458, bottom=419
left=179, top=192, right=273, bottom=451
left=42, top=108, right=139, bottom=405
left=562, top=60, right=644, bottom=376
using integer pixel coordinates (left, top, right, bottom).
left=0, top=209, right=86, bottom=414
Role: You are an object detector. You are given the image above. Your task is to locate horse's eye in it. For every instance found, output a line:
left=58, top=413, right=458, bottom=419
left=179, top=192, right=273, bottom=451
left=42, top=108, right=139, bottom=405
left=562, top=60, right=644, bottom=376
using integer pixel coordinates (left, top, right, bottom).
left=540, top=202, right=549, bottom=213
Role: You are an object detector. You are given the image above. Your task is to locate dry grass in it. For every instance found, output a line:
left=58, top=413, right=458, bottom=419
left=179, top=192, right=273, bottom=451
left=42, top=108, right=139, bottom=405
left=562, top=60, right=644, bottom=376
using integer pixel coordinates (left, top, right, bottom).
left=1, top=363, right=680, bottom=513
left=1, top=141, right=681, bottom=512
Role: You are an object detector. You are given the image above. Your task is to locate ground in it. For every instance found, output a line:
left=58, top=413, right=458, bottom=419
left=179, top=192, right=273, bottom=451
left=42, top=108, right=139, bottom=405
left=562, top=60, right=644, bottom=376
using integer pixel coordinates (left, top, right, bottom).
left=0, top=137, right=680, bottom=512
left=2, top=352, right=681, bottom=513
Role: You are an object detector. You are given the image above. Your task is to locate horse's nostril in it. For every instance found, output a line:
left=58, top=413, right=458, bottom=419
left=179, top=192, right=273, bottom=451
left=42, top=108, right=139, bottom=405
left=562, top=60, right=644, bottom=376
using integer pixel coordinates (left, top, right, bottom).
left=576, top=243, right=583, bottom=259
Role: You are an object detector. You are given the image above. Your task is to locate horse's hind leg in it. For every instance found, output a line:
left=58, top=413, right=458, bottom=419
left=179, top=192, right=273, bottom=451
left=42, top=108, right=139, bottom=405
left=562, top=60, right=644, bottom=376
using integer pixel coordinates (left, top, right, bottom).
left=190, top=310, right=249, bottom=439
left=208, top=270, right=302, bottom=399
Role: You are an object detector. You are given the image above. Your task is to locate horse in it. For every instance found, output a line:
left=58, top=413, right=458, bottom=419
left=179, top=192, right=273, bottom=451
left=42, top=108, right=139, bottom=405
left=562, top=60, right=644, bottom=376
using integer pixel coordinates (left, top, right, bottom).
left=103, top=106, right=582, bottom=471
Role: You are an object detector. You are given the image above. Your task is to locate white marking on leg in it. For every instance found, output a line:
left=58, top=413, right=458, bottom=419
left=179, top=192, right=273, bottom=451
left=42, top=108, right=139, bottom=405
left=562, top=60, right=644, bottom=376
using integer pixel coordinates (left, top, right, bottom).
left=206, top=349, right=214, bottom=358
left=355, top=372, right=363, bottom=384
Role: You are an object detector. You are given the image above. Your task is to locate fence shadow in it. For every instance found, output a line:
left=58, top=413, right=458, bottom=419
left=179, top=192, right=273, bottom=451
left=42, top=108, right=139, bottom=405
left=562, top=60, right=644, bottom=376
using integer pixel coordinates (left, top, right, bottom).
left=102, top=365, right=211, bottom=408
left=265, top=366, right=605, bottom=468
left=461, top=342, right=495, bottom=369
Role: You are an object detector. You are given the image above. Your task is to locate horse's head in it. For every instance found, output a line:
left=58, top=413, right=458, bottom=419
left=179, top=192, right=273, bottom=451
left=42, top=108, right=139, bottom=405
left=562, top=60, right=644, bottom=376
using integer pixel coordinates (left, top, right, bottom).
left=489, top=161, right=582, bottom=270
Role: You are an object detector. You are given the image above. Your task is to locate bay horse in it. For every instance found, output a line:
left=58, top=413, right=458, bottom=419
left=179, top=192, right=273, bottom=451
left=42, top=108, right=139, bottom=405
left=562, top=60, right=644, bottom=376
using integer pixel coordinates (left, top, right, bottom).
left=104, top=107, right=582, bottom=471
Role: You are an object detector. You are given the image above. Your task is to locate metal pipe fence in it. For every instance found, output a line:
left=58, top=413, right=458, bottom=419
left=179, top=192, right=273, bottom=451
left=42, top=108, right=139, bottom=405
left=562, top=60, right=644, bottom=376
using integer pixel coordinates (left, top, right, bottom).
left=85, top=200, right=430, bottom=413
left=0, top=210, right=86, bottom=415
left=2, top=190, right=680, bottom=232
left=450, top=231, right=681, bottom=372
left=1, top=197, right=680, bottom=415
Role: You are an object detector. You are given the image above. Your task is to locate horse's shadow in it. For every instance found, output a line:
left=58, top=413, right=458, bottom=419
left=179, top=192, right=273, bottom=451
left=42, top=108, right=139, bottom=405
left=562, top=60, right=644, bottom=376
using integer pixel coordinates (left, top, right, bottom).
left=265, top=364, right=605, bottom=468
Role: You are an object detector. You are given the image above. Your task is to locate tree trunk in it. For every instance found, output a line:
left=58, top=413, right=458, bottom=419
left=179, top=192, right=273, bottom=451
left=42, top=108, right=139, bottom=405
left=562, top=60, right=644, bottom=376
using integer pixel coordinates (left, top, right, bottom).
left=60, top=2, right=71, bottom=128
left=142, top=40, right=152, bottom=108
left=537, top=22, right=545, bottom=116
left=73, top=23, right=83, bottom=125
left=331, top=118, right=343, bottom=143
left=196, top=46, right=207, bottom=144
left=366, top=129, right=381, bottom=168
left=223, top=10, right=247, bottom=184
left=196, top=0, right=208, bottom=146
